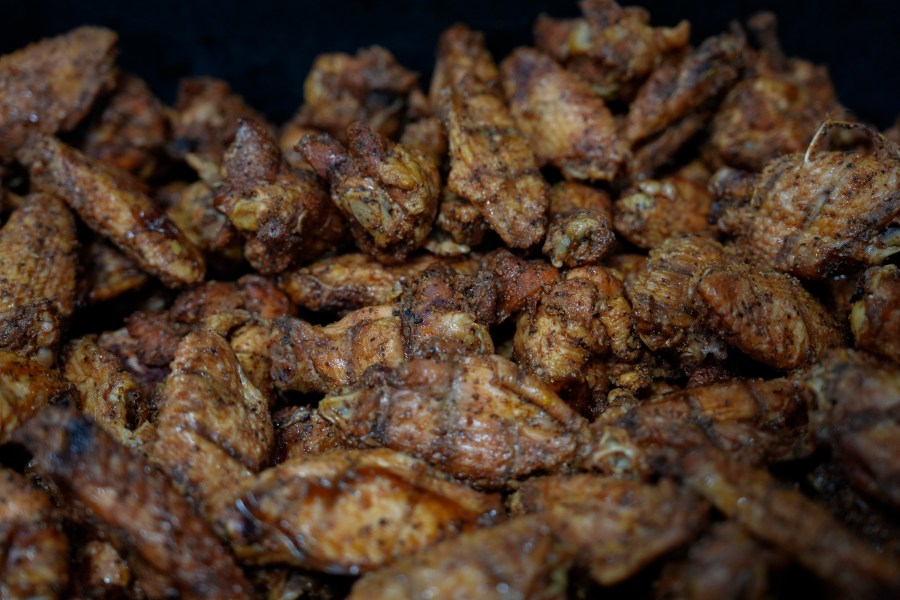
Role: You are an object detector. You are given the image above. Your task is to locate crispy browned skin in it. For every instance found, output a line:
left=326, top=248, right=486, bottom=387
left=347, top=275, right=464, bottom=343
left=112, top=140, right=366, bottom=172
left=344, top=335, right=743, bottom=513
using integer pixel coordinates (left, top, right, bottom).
left=63, top=336, right=149, bottom=447
left=432, top=24, right=548, bottom=248
left=273, top=404, right=347, bottom=462
left=169, top=76, right=269, bottom=161
left=288, top=46, right=418, bottom=143
left=697, top=261, right=844, bottom=370
left=481, top=248, right=560, bottom=323
left=510, top=476, right=706, bottom=585
left=801, top=349, right=900, bottom=508
left=171, top=274, right=293, bottom=322
left=0, top=350, right=72, bottom=442
left=82, top=73, right=169, bottom=178
left=626, top=110, right=709, bottom=179
left=501, top=47, right=627, bottom=181
left=163, top=179, right=242, bottom=266
left=851, top=264, right=900, bottom=363
left=0, top=193, right=78, bottom=320
left=426, top=192, right=491, bottom=256
left=217, top=118, right=344, bottom=274
left=543, top=209, right=615, bottom=269
left=708, top=14, right=840, bottom=172
left=533, top=0, right=689, bottom=100
left=399, top=116, right=447, bottom=165
left=73, top=540, right=132, bottom=598
left=319, top=355, right=587, bottom=488
left=0, top=467, right=70, bottom=599
left=0, top=299, right=61, bottom=367
left=271, top=305, right=404, bottom=394
left=614, top=175, right=713, bottom=249
left=81, top=238, right=149, bottom=304
left=11, top=406, right=255, bottom=599
left=21, top=135, right=205, bottom=287
left=300, top=123, right=440, bottom=261
left=149, top=330, right=273, bottom=515
left=0, top=26, right=116, bottom=159
left=678, top=446, right=900, bottom=599
left=655, top=522, right=787, bottom=600
left=216, top=448, right=502, bottom=573
left=718, top=123, right=900, bottom=279
left=348, top=514, right=569, bottom=600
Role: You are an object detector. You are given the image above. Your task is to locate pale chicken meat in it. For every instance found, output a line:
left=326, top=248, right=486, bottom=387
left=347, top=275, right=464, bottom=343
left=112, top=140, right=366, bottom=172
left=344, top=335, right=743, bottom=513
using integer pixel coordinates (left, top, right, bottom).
left=319, top=355, right=588, bottom=489
left=11, top=406, right=255, bottom=599
left=500, top=47, right=628, bottom=181
left=0, top=467, right=70, bottom=599
left=299, top=123, right=440, bottom=261
left=216, top=448, right=502, bottom=573
left=432, top=24, right=549, bottom=248
left=850, top=264, right=900, bottom=363
left=717, top=122, right=900, bottom=279
left=614, top=175, right=714, bottom=249
left=0, top=350, right=73, bottom=442
left=216, top=118, right=345, bottom=274
left=20, top=135, right=205, bottom=287
left=0, top=26, right=116, bottom=160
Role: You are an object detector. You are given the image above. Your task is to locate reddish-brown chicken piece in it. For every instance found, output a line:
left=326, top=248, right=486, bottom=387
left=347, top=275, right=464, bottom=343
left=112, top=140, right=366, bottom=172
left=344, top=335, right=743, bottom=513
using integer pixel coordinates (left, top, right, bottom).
left=851, top=264, right=900, bottom=363
left=21, top=135, right=205, bottom=287
left=216, top=448, right=502, bottom=573
left=533, top=0, right=690, bottom=100
left=80, top=238, right=149, bottom=304
left=348, top=514, right=569, bottom=600
left=217, top=118, right=344, bottom=274
left=273, top=404, right=348, bottom=462
left=432, top=24, right=549, bottom=249
left=426, top=191, right=490, bottom=255
left=614, top=175, right=714, bottom=249
left=0, top=467, right=70, bottom=599
left=300, top=123, right=440, bottom=261
left=696, top=261, right=844, bottom=370
left=82, top=73, right=169, bottom=178
left=501, top=47, right=628, bottom=181
left=168, top=76, right=270, bottom=161
left=271, top=305, right=404, bottom=394
left=510, top=476, right=707, bottom=585
left=0, top=26, right=116, bottom=159
left=480, top=248, right=560, bottom=323
left=287, top=45, right=419, bottom=143
left=11, top=406, right=255, bottom=600
left=708, top=13, right=840, bottom=172
left=717, top=122, right=900, bottom=279
left=319, top=355, right=588, bottom=489
left=0, top=350, right=72, bottom=442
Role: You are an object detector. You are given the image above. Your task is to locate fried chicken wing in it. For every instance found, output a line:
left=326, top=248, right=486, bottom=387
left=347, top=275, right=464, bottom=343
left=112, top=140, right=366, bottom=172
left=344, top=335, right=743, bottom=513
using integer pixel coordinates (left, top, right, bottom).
left=81, top=238, right=149, bottom=304
left=510, top=476, right=706, bottom=586
left=614, top=175, right=713, bottom=249
left=216, top=448, right=501, bottom=573
left=348, top=514, right=568, bottom=600
left=21, top=135, right=205, bottom=287
left=0, top=351, right=72, bottom=442
left=11, top=406, right=255, bottom=599
left=319, top=355, right=588, bottom=488
left=433, top=24, right=548, bottom=248
left=501, top=47, right=627, bottom=181
left=299, top=123, right=440, bottom=261
left=162, top=179, right=242, bottom=267
left=0, top=467, right=70, bottom=599
left=850, top=264, right=900, bottom=363
left=718, top=122, right=900, bottom=279
left=217, top=118, right=344, bottom=274
left=0, top=26, right=116, bottom=160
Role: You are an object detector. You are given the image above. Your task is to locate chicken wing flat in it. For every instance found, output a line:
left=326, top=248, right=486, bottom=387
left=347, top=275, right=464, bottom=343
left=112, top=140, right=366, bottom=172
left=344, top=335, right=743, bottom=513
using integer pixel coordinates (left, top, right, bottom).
left=678, top=446, right=900, bottom=600
left=501, top=47, right=627, bottom=181
left=0, top=467, right=70, bottom=599
left=0, top=350, right=72, bottom=442
left=0, top=26, right=116, bottom=160
left=510, top=476, right=706, bottom=586
left=82, top=72, right=169, bottom=178
left=271, top=305, right=404, bottom=394
left=851, top=264, right=900, bottom=363
left=696, top=261, right=843, bottom=370
left=21, top=135, right=205, bottom=287
left=216, top=448, right=502, bottom=573
left=11, top=406, right=255, bottom=599
left=288, top=45, right=418, bottom=143
left=348, top=514, right=568, bottom=600
left=217, top=118, right=344, bottom=274
left=614, top=175, right=713, bottom=249
left=80, top=238, right=150, bottom=304
left=433, top=24, right=549, bottom=249
left=533, top=0, right=690, bottom=100
left=718, top=123, right=900, bottom=279
left=319, top=355, right=588, bottom=488
left=149, top=330, right=273, bottom=514
left=299, top=123, right=440, bottom=261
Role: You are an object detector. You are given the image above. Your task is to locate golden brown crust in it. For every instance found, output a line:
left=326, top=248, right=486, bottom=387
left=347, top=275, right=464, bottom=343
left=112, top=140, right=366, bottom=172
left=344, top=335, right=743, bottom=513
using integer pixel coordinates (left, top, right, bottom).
left=80, top=238, right=149, bottom=304
left=0, top=350, right=73, bottom=443
left=850, top=265, right=900, bottom=363
left=614, top=175, right=713, bottom=249
left=0, top=299, right=62, bottom=367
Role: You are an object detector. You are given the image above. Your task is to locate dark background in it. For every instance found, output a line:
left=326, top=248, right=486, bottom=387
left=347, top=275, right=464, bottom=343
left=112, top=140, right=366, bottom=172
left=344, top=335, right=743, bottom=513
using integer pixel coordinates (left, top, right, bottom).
left=2, top=0, right=898, bottom=127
